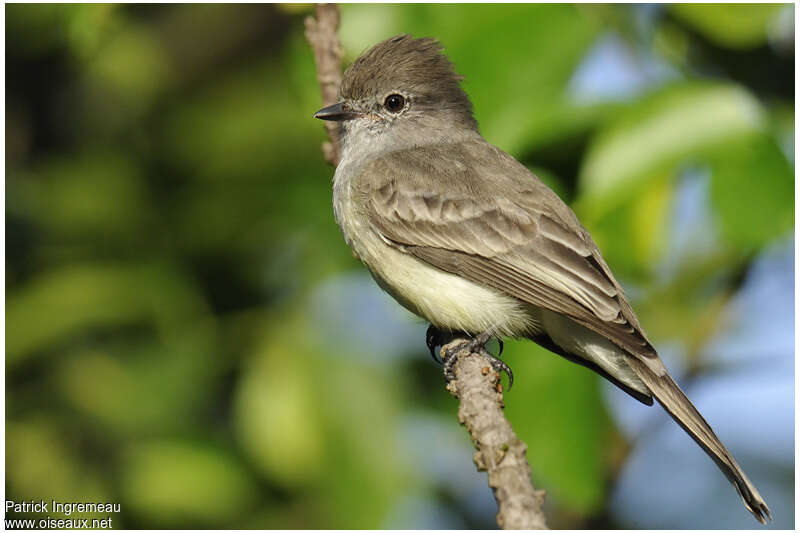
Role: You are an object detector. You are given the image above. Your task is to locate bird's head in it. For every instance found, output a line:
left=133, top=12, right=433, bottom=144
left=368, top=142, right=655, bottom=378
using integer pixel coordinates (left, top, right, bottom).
left=314, top=35, right=478, bottom=158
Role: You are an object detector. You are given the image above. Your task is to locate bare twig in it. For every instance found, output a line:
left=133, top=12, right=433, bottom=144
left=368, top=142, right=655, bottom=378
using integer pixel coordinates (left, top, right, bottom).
left=444, top=339, right=548, bottom=530
left=304, top=3, right=343, bottom=166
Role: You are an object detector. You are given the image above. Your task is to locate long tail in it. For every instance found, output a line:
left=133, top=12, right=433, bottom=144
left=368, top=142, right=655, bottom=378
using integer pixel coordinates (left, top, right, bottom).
left=626, top=356, right=772, bottom=524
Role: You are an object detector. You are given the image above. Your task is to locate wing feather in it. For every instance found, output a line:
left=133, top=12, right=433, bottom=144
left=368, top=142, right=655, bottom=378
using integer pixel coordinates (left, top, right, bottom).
left=356, top=140, right=657, bottom=359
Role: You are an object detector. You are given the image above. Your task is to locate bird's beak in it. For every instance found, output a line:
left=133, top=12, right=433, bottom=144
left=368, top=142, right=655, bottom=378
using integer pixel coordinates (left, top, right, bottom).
left=313, top=102, right=359, bottom=121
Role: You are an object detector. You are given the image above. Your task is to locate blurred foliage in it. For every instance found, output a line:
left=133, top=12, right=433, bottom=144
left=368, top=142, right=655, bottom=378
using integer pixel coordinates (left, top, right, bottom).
left=669, top=4, right=785, bottom=49
left=5, top=3, right=794, bottom=529
left=503, top=340, right=613, bottom=514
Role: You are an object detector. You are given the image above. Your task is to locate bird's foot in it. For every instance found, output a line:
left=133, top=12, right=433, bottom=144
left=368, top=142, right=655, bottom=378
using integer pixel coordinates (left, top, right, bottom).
left=440, top=330, right=513, bottom=390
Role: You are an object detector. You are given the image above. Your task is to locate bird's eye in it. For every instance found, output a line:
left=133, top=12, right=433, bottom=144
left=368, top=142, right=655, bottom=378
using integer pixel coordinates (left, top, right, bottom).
left=384, top=94, right=405, bottom=113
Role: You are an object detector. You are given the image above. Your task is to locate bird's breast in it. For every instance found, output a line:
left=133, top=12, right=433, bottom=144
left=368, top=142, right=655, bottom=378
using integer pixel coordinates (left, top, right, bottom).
left=332, top=164, right=537, bottom=337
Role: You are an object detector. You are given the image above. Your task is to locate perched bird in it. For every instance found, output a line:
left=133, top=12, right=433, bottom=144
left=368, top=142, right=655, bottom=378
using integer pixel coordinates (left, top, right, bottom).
left=314, top=34, right=771, bottom=524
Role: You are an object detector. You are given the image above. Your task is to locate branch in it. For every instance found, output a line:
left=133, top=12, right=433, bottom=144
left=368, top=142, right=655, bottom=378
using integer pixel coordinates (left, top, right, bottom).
left=304, top=3, right=343, bottom=166
left=444, top=339, right=548, bottom=530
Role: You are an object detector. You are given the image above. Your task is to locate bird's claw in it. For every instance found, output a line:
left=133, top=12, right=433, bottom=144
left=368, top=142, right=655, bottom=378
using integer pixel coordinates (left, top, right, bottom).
left=440, top=330, right=513, bottom=390
left=426, top=324, right=444, bottom=364
left=488, top=354, right=513, bottom=390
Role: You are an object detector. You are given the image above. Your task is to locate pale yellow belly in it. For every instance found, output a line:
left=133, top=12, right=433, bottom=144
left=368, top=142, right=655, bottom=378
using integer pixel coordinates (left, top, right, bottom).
left=358, top=231, right=538, bottom=336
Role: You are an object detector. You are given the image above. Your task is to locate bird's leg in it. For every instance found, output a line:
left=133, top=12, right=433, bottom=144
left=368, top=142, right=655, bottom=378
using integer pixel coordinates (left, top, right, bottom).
left=441, top=330, right=514, bottom=390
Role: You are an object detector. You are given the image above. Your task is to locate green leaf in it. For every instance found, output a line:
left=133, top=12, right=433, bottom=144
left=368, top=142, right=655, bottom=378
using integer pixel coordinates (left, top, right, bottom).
left=708, top=134, right=793, bottom=251
left=6, top=418, right=112, bottom=514
left=86, top=22, right=172, bottom=105
left=233, top=317, right=326, bottom=488
left=231, top=307, right=409, bottom=527
left=121, top=440, right=258, bottom=526
left=503, top=340, right=612, bottom=514
left=578, top=82, right=766, bottom=220
left=56, top=324, right=219, bottom=436
left=6, top=261, right=211, bottom=366
left=8, top=151, right=152, bottom=243
left=670, top=4, right=785, bottom=50
left=6, top=265, right=151, bottom=364
left=582, top=171, right=675, bottom=280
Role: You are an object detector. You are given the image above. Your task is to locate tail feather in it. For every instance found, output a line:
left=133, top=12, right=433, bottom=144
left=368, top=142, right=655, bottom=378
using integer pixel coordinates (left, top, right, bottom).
left=626, top=356, right=772, bottom=524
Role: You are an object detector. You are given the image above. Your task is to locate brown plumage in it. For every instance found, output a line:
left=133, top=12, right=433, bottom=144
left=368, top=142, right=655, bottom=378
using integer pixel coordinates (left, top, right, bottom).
left=318, top=34, right=772, bottom=524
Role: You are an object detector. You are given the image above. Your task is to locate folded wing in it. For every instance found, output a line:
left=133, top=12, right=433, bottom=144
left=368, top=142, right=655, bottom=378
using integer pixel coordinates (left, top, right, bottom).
left=356, top=140, right=657, bottom=360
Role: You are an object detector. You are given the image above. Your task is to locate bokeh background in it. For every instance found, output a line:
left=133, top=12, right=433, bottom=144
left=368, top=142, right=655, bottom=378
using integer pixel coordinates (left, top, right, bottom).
left=5, top=3, right=795, bottom=529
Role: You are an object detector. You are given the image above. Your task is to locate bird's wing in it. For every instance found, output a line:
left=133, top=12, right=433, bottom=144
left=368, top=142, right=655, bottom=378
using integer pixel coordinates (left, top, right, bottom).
left=354, top=140, right=657, bottom=360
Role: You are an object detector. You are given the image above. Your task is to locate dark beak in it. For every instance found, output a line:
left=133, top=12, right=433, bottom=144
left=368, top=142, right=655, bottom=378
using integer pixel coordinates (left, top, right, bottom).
left=313, top=102, right=359, bottom=121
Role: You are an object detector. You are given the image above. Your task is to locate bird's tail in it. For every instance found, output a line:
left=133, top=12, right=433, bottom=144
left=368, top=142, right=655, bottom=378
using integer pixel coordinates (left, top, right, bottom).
left=626, top=356, right=772, bottom=524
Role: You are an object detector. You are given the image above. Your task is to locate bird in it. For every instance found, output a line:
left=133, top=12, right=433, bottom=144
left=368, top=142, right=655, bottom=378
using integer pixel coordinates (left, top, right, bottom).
left=313, top=34, right=771, bottom=524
